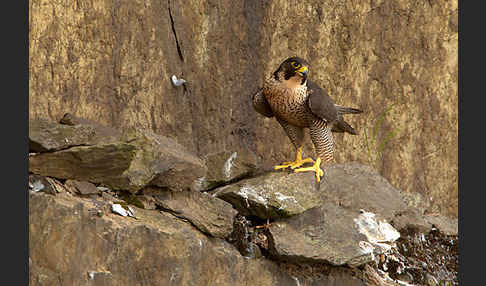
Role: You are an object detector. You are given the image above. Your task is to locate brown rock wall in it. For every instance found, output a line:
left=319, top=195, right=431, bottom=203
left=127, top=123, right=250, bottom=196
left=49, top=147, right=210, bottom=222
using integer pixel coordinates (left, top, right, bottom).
left=30, top=0, right=457, bottom=216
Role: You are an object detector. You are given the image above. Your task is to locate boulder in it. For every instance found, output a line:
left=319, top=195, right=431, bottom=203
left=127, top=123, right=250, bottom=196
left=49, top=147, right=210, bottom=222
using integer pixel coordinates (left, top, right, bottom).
left=29, top=142, right=138, bottom=191
left=213, top=172, right=322, bottom=220
left=121, top=128, right=207, bottom=193
left=150, top=189, right=238, bottom=238
left=318, top=163, right=409, bottom=221
left=265, top=163, right=433, bottom=267
left=29, top=119, right=206, bottom=193
left=267, top=203, right=373, bottom=266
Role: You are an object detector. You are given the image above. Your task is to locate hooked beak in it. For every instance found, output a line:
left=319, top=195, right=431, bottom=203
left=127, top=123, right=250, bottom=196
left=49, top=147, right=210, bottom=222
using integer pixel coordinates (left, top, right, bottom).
left=296, top=66, right=308, bottom=78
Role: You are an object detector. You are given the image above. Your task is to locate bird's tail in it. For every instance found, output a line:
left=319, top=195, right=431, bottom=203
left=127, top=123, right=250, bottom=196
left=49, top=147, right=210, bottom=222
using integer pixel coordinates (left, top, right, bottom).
left=332, top=119, right=358, bottom=135
left=336, top=105, right=363, bottom=115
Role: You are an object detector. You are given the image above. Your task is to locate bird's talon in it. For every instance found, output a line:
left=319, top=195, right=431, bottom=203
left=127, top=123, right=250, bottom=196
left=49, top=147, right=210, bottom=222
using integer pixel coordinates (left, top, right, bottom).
left=274, top=164, right=291, bottom=170
left=274, top=147, right=314, bottom=170
left=293, top=158, right=324, bottom=183
left=289, top=157, right=314, bottom=169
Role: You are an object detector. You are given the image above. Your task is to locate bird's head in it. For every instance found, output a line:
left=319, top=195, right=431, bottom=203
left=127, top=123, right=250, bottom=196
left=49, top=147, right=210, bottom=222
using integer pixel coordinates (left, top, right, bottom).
left=273, top=57, right=309, bottom=87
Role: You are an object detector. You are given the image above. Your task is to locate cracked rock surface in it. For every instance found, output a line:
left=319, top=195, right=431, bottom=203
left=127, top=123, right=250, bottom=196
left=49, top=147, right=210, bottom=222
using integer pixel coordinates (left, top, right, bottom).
left=29, top=119, right=206, bottom=193
left=212, top=172, right=322, bottom=220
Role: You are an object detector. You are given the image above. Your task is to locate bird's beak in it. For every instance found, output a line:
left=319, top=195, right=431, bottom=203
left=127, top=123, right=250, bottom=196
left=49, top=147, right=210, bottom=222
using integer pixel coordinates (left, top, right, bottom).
left=297, top=66, right=308, bottom=78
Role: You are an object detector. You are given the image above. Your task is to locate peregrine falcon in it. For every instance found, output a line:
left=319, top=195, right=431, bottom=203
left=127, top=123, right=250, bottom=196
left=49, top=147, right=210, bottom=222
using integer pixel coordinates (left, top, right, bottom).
left=252, top=56, right=362, bottom=182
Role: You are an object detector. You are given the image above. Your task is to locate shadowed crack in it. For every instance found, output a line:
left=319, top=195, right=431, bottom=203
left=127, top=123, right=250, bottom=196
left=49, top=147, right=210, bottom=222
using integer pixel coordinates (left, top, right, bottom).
left=168, top=0, right=184, bottom=62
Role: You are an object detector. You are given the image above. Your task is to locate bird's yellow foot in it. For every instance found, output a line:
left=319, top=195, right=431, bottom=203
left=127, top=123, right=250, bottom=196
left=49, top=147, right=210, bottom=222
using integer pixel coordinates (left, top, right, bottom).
left=294, top=157, right=324, bottom=183
left=274, top=147, right=314, bottom=170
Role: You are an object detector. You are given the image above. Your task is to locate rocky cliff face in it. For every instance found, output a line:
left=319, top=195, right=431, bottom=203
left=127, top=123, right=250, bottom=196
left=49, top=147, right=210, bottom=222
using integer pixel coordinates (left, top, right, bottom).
left=29, top=0, right=458, bottom=217
left=29, top=118, right=458, bottom=285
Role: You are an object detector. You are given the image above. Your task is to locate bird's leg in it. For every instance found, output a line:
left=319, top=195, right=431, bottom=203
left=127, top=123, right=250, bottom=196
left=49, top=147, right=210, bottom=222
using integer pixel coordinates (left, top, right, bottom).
left=293, top=157, right=324, bottom=183
left=274, top=146, right=314, bottom=170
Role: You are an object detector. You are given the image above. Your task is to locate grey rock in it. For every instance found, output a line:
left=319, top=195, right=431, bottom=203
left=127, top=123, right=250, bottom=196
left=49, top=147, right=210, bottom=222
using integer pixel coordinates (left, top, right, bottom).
left=125, top=129, right=207, bottom=192
left=267, top=203, right=372, bottom=266
left=265, top=163, right=433, bottom=267
left=197, top=148, right=260, bottom=191
left=28, top=175, right=62, bottom=195
left=87, top=271, right=113, bottom=286
left=65, top=180, right=100, bottom=195
left=424, top=214, right=458, bottom=236
left=391, top=208, right=432, bottom=233
left=213, top=171, right=322, bottom=220
left=318, top=163, right=408, bottom=221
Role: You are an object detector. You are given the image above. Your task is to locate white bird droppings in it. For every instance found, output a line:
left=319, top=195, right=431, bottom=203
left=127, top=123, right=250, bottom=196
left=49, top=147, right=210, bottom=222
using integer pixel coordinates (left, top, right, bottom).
left=238, top=186, right=268, bottom=207
left=171, top=75, right=186, bottom=86
left=354, top=210, right=400, bottom=255
left=223, top=152, right=238, bottom=179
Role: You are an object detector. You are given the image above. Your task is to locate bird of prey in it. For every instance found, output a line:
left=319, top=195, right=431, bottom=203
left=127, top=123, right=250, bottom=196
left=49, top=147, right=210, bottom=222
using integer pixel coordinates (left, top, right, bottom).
left=252, top=56, right=362, bottom=183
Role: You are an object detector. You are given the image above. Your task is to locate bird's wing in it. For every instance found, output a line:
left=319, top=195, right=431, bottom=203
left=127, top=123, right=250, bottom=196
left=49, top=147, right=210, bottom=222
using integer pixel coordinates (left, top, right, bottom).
left=335, top=105, right=363, bottom=115
left=306, top=79, right=338, bottom=123
left=252, top=88, right=274, bottom=117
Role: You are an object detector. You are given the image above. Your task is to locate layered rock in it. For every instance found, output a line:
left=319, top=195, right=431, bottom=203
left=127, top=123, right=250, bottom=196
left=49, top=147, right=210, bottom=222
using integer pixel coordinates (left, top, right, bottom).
left=213, top=172, right=322, bottom=220
left=259, top=163, right=409, bottom=266
left=149, top=189, right=238, bottom=239
left=196, top=148, right=261, bottom=191
left=268, top=203, right=373, bottom=266
left=29, top=118, right=206, bottom=193
left=28, top=118, right=458, bottom=285
left=28, top=161, right=458, bottom=285
left=29, top=192, right=297, bottom=286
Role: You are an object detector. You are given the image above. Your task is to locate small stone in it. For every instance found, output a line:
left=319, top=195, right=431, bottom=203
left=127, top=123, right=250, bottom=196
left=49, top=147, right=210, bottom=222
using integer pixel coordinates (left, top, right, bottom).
left=28, top=174, right=58, bottom=195
left=30, top=180, right=44, bottom=193
left=96, top=186, right=110, bottom=192
left=101, top=192, right=118, bottom=202
left=65, top=180, right=100, bottom=195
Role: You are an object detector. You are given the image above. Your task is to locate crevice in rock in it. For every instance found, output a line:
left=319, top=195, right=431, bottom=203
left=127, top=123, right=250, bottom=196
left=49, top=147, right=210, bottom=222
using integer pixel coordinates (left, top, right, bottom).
left=154, top=204, right=221, bottom=239
left=29, top=141, right=93, bottom=154
left=226, top=214, right=274, bottom=259
left=168, top=0, right=184, bottom=62
left=202, top=169, right=273, bottom=194
left=201, top=173, right=255, bottom=193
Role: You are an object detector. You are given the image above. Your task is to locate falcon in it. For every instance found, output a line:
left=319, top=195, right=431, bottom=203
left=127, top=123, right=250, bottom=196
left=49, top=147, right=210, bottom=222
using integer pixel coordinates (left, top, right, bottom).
left=252, top=56, right=362, bottom=183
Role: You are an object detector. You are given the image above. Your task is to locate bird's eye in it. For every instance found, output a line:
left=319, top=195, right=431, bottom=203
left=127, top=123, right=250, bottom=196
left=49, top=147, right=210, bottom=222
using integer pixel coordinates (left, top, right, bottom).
left=291, top=62, right=300, bottom=68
